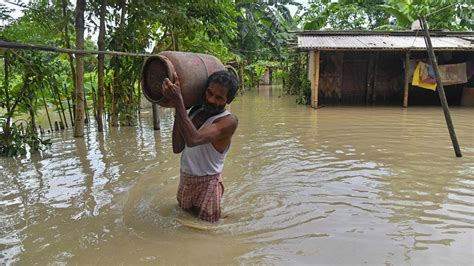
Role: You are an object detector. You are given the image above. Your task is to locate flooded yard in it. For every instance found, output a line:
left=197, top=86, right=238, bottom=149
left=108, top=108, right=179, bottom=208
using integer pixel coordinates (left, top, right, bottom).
left=1, top=86, right=473, bottom=264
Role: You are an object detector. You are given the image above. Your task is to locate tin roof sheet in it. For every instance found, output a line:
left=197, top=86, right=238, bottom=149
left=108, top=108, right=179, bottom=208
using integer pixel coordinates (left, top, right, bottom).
left=297, top=34, right=474, bottom=51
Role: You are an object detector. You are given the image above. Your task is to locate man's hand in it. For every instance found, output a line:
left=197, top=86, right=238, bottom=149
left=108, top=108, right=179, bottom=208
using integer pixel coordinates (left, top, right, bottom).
left=162, top=72, right=182, bottom=105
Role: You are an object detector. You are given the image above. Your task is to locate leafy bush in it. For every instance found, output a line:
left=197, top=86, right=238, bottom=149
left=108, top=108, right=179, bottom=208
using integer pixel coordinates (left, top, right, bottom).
left=0, top=117, right=51, bottom=157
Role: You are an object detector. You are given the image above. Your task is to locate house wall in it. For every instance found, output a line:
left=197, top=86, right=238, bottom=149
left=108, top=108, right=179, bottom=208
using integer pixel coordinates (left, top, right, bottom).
left=312, top=50, right=473, bottom=106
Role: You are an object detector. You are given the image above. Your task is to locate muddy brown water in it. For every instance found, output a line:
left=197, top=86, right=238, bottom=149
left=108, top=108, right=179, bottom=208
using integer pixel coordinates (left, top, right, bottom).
left=1, top=86, right=473, bottom=264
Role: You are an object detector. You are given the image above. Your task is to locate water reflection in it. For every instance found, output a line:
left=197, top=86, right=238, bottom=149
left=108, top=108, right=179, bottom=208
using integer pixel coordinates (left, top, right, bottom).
left=1, top=86, right=473, bottom=264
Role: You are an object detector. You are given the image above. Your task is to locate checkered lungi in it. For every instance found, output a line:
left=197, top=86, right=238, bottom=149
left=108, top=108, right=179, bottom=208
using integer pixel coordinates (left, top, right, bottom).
left=177, top=171, right=224, bottom=223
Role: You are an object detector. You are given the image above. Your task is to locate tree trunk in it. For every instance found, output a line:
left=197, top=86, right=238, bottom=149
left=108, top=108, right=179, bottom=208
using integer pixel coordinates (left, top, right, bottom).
left=96, top=0, right=107, bottom=132
left=4, top=51, right=10, bottom=134
left=84, top=86, right=90, bottom=124
left=171, top=29, right=179, bottom=51
left=48, top=81, right=65, bottom=127
left=73, top=0, right=86, bottom=137
left=51, top=77, right=68, bottom=128
left=62, top=0, right=77, bottom=120
left=40, top=86, right=54, bottom=133
left=111, top=0, right=127, bottom=127
left=29, top=106, right=37, bottom=134
left=268, top=68, right=272, bottom=85
left=239, top=64, right=245, bottom=93
left=64, top=83, right=74, bottom=126
left=137, top=73, right=141, bottom=114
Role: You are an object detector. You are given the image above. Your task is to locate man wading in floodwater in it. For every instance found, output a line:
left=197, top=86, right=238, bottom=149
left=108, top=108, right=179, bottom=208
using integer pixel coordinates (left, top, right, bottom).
left=162, top=70, right=239, bottom=223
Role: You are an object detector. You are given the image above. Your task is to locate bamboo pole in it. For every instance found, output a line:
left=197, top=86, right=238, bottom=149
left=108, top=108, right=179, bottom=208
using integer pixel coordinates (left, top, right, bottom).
left=0, top=40, right=151, bottom=57
left=239, top=65, right=245, bottom=92
left=97, top=0, right=107, bottom=132
left=84, top=84, right=90, bottom=124
left=403, top=51, right=410, bottom=108
left=64, top=83, right=74, bottom=126
left=311, top=50, right=320, bottom=108
left=47, top=79, right=65, bottom=128
left=90, top=82, right=98, bottom=121
left=137, top=76, right=142, bottom=114
left=52, top=78, right=69, bottom=128
left=40, top=87, right=54, bottom=133
left=4, top=51, right=11, bottom=119
left=152, top=103, right=160, bottom=130
left=372, top=52, right=379, bottom=105
left=73, top=0, right=86, bottom=137
left=366, top=53, right=375, bottom=105
left=420, top=17, right=462, bottom=157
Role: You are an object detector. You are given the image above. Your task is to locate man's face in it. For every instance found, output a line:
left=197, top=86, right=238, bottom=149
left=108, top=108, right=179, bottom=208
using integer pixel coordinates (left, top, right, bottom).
left=203, top=82, right=229, bottom=114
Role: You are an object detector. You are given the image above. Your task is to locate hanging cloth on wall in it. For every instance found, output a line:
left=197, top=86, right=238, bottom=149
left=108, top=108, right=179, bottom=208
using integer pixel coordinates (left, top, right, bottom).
left=467, top=61, right=474, bottom=80
left=419, top=62, right=436, bottom=84
left=412, top=62, right=437, bottom=91
left=439, top=63, right=468, bottom=85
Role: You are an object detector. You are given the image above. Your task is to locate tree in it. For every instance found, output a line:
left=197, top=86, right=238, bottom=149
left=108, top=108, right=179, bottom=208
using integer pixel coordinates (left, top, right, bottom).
left=73, top=0, right=86, bottom=137
left=379, top=0, right=473, bottom=30
left=302, top=0, right=473, bottom=31
left=234, top=0, right=301, bottom=89
left=96, top=0, right=106, bottom=132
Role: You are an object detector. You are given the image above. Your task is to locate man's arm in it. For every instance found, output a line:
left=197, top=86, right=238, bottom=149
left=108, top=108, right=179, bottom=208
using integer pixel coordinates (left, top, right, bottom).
left=171, top=105, right=203, bottom=153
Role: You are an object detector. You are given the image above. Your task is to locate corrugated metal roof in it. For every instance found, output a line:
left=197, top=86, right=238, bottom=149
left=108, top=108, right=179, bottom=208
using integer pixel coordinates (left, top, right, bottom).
left=297, top=35, right=474, bottom=51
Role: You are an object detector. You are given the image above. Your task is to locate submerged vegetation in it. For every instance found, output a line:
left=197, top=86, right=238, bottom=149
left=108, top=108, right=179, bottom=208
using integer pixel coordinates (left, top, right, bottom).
left=0, top=0, right=472, bottom=156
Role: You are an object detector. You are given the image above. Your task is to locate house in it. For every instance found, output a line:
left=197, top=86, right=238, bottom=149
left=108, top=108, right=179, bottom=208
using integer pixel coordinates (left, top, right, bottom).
left=295, top=31, right=474, bottom=107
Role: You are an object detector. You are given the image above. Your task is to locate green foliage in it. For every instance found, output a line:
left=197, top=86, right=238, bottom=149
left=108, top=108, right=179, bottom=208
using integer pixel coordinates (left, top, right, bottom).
left=379, top=0, right=473, bottom=30
left=0, top=118, right=51, bottom=157
left=234, top=0, right=301, bottom=90
left=245, top=60, right=269, bottom=88
left=303, top=1, right=383, bottom=30
left=303, top=0, right=472, bottom=31
left=286, top=52, right=310, bottom=105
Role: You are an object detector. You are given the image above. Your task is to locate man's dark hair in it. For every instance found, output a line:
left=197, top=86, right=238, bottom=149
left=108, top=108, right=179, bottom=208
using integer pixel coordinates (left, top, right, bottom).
left=205, top=70, right=239, bottom=103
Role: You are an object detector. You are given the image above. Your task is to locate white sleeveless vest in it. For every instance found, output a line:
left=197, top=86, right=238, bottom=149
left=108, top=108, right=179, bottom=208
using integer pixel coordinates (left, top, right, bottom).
left=180, top=109, right=231, bottom=176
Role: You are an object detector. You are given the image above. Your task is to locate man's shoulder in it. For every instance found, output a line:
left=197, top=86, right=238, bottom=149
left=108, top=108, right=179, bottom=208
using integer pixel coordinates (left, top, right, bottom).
left=215, top=112, right=238, bottom=127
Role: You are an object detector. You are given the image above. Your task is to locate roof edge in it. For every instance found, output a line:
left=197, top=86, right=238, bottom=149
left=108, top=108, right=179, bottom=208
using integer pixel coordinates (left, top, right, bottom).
left=293, top=30, right=474, bottom=37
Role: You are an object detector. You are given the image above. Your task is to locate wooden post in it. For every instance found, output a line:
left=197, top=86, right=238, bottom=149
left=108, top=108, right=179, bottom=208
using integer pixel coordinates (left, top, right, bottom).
left=403, top=51, right=410, bottom=108
left=73, top=0, right=86, bottom=137
left=97, top=0, right=106, bottom=132
left=239, top=65, right=245, bottom=92
left=89, top=75, right=98, bottom=121
left=4, top=51, right=13, bottom=138
left=366, top=53, right=375, bottom=105
left=152, top=103, right=160, bottom=130
left=51, top=78, right=68, bottom=128
left=311, top=50, right=320, bottom=108
left=48, top=78, right=66, bottom=128
left=64, top=84, right=74, bottom=126
left=137, top=75, right=141, bottom=114
left=269, top=68, right=272, bottom=85
left=84, top=86, right=90, bottom=124
left=372, top=52, right=379, bottom=105
left=420, top=17, right=462, bottom=157
left=40, top=87, right=54, bottom=133
left=91, top=86, right=98, bottom=120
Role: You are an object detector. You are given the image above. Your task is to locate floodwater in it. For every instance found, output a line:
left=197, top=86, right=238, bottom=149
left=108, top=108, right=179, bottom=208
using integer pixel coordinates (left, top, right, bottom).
left=1, top=86, right=473, bottom=264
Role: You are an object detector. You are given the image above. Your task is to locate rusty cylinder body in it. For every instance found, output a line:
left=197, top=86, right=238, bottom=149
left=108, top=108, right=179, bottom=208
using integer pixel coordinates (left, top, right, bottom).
left=141, top=51, right=226, bottom=108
